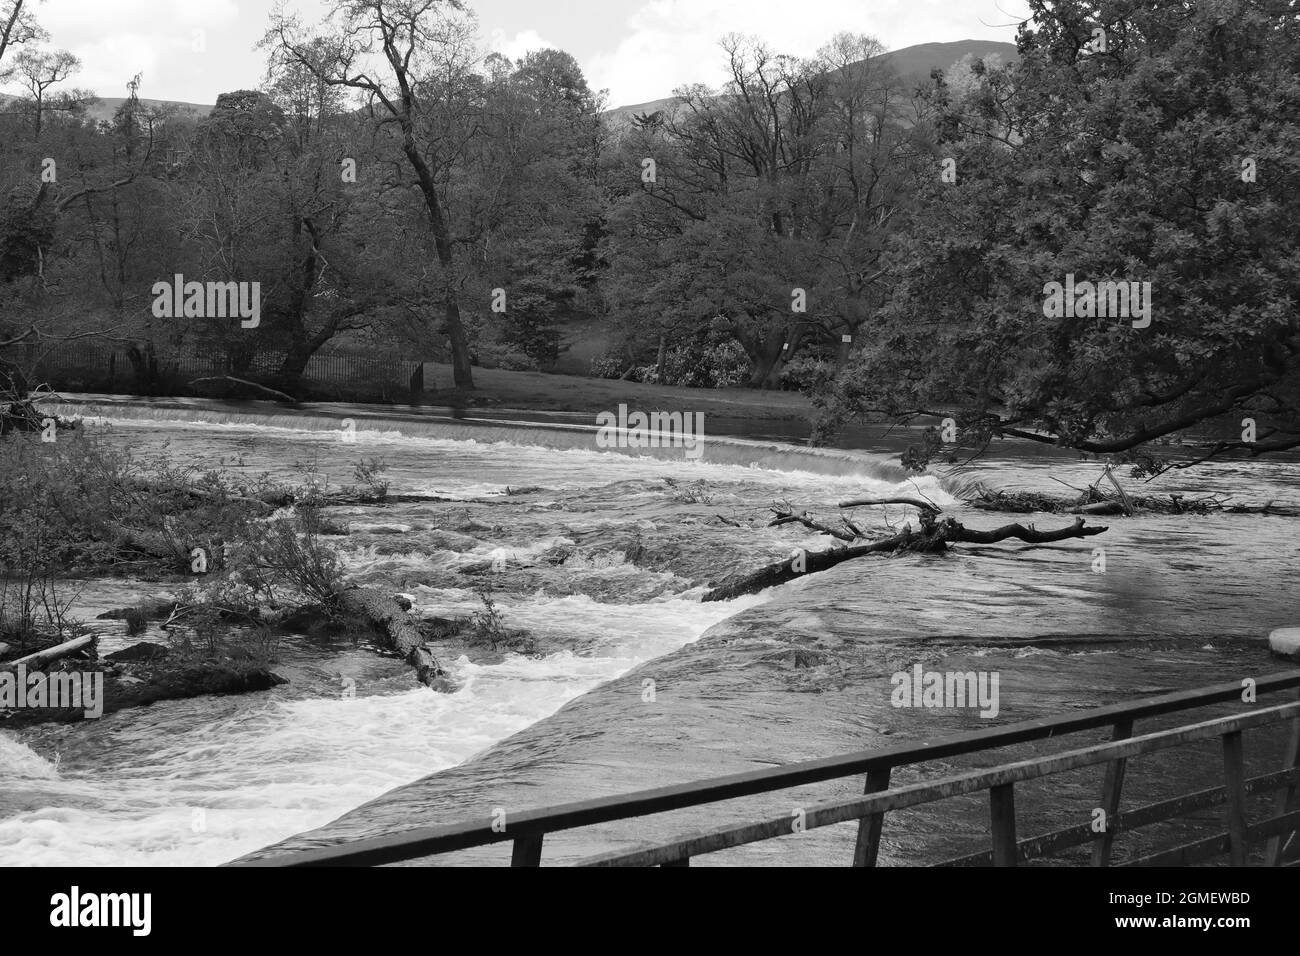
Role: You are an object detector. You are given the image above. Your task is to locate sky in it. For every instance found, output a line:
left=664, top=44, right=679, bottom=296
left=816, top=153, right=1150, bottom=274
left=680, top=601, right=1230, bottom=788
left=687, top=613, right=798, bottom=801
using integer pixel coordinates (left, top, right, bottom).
left=9, top=0, right=1020, bottom=108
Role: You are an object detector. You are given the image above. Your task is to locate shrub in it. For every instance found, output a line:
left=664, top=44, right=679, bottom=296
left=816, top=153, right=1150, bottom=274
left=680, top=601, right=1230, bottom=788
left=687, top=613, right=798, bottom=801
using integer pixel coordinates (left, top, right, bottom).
left=589, top=355, right=624, bottom=379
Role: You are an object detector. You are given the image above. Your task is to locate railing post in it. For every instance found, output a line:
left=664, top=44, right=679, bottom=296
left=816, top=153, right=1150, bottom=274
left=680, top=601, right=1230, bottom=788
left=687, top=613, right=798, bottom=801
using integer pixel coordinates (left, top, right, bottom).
left=990, top=784, right=1018, bottom=867
left=1092, top=719, right=1133, bottom=866
left=1222, top=730, right=1248, bottom=866
left=852, top=767, right=892, bottom=867
left=1266, top=687, right=1300, bottom=866
left=511, top=833, right=544, bottom=867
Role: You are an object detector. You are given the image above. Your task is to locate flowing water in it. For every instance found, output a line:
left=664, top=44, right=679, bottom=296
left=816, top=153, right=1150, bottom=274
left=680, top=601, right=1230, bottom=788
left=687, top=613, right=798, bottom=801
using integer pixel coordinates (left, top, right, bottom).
left=2, top=397, right=1297, bottom=866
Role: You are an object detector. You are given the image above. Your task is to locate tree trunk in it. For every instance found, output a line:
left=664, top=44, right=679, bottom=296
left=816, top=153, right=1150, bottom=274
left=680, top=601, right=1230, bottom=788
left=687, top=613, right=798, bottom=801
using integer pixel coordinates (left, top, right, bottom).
left=704, top=515, right=1107, bottom=601
left=747, top=343, right=784, bottom=389
left=401, top=137, right=474, bottom=390
left=335, top=587, right=452, bottom=690
left=276, top=339, right=313, bottom=387
left=445, top=293, right=473, bottom=390
left=125, top=341, right=160, bottom=394
left=0, top=635, right=96, bottom=672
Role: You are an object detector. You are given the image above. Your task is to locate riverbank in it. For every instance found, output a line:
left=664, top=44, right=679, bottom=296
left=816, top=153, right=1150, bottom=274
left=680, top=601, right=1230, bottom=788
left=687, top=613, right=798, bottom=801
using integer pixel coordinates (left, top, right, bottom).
left=418, top=364, right=812, bottom=422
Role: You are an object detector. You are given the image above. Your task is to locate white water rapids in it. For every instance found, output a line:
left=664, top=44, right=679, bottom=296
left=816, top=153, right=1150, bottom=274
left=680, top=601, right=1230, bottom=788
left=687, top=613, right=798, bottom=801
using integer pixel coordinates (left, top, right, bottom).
left=2, top=400, right=1296, bottom=866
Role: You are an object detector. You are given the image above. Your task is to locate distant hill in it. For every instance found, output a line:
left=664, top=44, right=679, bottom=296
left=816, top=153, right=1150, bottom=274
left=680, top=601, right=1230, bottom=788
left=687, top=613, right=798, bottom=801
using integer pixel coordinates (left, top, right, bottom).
left=604, top=38, right=1019, bottom=127
left=80, top=96, right=213, bottom=124
left=0, top=92, right=213, bottom=123
left=1, top=38, right=1017, bottom=131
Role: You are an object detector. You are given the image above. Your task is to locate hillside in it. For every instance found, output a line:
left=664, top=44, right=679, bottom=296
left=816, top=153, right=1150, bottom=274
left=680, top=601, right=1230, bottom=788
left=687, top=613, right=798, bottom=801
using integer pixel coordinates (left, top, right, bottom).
left=80, top=96, right=213, bottom=123
left=0, top=92, right=213, bottom=123
left=603, top=38, right=1019, bottom=127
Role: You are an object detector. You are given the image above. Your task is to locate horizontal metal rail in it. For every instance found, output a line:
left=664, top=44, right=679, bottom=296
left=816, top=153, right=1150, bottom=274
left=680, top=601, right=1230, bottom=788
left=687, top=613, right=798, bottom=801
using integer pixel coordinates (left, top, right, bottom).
left=240, top=668, right=1300, bottom=867
left=581, top=700, right=1300, bottom=866
left=937, top=765, right=1300, bottom=866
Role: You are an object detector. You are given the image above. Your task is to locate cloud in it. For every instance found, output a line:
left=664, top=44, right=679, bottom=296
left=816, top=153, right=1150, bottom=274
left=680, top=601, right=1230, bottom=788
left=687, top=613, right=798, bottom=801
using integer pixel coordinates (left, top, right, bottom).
left=488, top=27, right=563, bottom=64
left=586, top=0, right=1011, bottom=106
left=6, top=0, right=246, bottom=101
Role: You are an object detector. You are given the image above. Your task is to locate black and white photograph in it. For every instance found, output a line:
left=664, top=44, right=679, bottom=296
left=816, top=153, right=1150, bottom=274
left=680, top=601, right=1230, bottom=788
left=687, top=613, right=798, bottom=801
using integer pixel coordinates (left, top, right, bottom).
left=0, top=0, right=1296, bottom=929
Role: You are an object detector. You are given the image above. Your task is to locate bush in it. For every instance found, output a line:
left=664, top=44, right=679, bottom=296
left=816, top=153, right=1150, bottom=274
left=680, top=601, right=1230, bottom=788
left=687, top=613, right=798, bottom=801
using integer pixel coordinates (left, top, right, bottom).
left=661, top=339, right=750, bottom=388
left=589, top=355, right=624, bottom=379
left=465, top=586, right=535, bottom=653
left=475, top=340, right=540, bottom=372
left=780, top=354, right=836, bottom=393
left=239, top=506, right=346, bottom=610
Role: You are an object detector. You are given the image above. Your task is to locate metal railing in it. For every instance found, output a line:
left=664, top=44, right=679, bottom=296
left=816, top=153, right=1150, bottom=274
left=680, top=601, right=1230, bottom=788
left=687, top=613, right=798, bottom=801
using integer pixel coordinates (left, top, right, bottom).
left=238, top=669, right=1300, bottom=867
left=7, top=342, right=412, bottom=396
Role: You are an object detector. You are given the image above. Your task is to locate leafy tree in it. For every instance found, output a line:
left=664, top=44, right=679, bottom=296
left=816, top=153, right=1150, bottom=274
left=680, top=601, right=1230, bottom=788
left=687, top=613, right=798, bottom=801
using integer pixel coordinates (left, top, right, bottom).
left=603, top=32, right=917, bottom=387
left=268, top=0, right=480, bottom=389
left=816, top=0, right=1300, bottom=470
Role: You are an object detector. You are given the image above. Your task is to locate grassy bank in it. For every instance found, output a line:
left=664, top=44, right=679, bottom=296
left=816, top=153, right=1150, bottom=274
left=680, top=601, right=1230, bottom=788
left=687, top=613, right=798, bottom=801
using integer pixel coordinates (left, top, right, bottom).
left=421, top=364, right=812, bottom=423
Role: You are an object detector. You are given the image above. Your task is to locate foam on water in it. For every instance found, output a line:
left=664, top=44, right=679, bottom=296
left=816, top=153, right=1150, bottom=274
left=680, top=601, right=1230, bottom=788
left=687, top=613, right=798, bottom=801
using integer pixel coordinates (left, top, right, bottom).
left=0, top=585, right=757, bottom=866
left=1, top=398, right=939, bottom=866
left=54, top=399, right=928, bottom=484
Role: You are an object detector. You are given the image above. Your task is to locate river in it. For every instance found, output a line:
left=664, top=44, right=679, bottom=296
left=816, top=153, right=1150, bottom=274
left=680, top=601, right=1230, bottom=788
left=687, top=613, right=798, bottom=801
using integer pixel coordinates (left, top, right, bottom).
left=2, top=397, right=1297, bottom=866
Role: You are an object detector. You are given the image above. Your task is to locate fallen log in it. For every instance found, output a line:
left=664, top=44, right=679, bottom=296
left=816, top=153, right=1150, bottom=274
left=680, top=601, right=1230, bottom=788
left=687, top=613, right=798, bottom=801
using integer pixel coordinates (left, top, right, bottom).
left=838, top=496, right=941, bottom=512
left=0, top=635, right=96, bottom=672
left=1071, top=500, right=1124, bottom=516
left=703, top=515, right=1107, bottom=601
left=187, top=376, right=299, bottom=404
left=768, top=508, right=858, bottom=542
left=335, top=587, right=452, bottom=690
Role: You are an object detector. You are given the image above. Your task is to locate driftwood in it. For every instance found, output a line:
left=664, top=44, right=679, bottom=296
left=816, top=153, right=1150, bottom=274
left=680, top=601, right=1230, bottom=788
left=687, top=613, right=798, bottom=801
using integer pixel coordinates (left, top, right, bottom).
left=768, top=507, right=858, bottom=542
left=704, top=512, right=1107, bottom=602
left=964, top=464, right=1300, bottom=516
left=187, top=376, right=299, bottom=404
left=1102, top=465, right=1134, bottom=516
left=970, top=487, right=1300, bottom=517
left=336, top=587, right=451, bottom=690
left=111, top=527, right=197, bottom=566
left=1072, top=500, right=1125, bottom=515
left=0, top=635, right=96, bottom=672
left=1, top=400, right=78, bottom=436
left=838, top=496, right=941, bottom=512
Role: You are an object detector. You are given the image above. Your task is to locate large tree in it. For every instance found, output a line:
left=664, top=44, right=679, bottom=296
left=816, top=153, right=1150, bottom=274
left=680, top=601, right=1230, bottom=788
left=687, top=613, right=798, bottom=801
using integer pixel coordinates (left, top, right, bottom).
left=603, top=32, right=917, bottom=388
left=268, top=0, right=478, bottom=389
left=817, top=0, right=1300, bottom=470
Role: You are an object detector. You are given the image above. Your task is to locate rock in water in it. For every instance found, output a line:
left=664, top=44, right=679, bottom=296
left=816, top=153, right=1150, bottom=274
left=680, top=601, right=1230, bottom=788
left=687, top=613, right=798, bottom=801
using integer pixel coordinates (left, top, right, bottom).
left=1268, top=627, right=1300, bottom=660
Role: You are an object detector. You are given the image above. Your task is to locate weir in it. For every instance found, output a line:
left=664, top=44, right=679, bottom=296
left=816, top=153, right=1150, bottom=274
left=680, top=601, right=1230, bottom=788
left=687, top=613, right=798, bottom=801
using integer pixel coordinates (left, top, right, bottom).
left=41, top=395, right=918, bottom=481
left=238, top=669, right=1300, bottom=867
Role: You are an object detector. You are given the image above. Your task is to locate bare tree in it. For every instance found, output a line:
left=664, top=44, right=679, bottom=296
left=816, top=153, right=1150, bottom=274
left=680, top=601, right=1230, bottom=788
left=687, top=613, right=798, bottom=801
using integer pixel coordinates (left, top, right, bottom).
left=13, top=47, right=81, bottom=137
left=268, top=0, right=478, bottom=389
left=0, top=0, right=46, bottom=82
